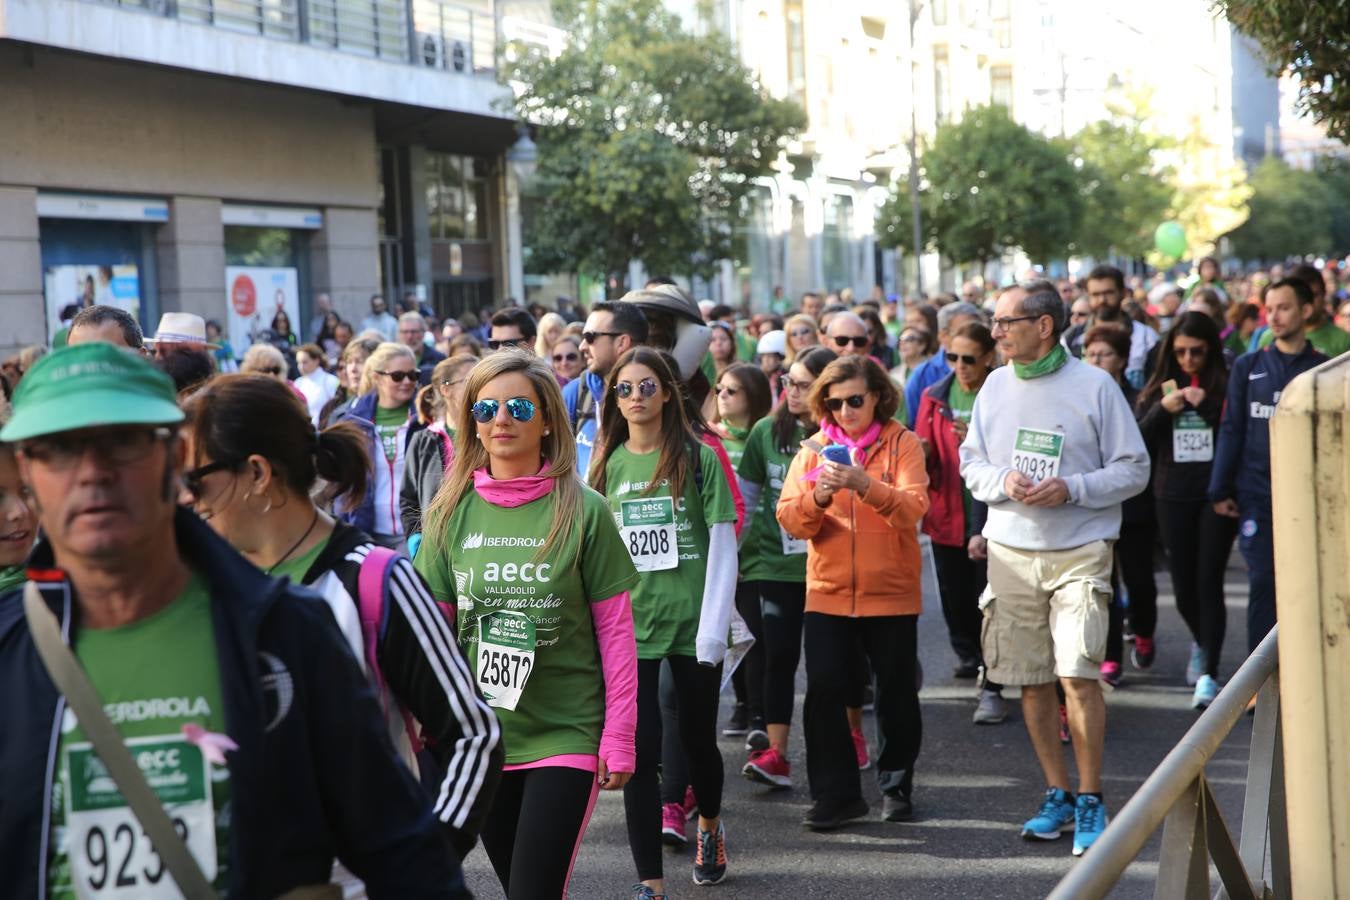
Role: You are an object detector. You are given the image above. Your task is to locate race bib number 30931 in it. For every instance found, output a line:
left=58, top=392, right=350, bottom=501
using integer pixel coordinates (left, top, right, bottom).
left=1011, top=427, right=1064, bottom=483
left=65, top=736, right=216, bottom=899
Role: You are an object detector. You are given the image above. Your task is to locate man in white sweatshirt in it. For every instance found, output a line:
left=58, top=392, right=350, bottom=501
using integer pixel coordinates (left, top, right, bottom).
left=959, top=281, right=1149, bottom=858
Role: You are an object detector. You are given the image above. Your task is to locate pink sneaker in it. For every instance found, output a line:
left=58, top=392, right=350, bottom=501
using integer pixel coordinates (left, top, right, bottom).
left=851, top=728, right=871, bottom=771
left=742, top=747, right=793, bottom=788
left=682, top=785, right=698, bottom=821
left=661, top=802, right=688, bottom=846
left=1100, top=660, right=1122, bottom=688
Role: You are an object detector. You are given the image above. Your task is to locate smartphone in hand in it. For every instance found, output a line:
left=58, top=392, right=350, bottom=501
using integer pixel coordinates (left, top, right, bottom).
left=821, top=444, right=852, bottom=466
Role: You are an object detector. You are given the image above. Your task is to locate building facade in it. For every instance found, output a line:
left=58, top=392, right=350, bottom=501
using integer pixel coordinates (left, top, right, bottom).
left=0, top=0, right=540, bottom=356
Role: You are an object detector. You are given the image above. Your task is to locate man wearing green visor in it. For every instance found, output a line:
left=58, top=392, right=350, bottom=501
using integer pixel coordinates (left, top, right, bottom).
left=0, top=343, right=467, bottom=898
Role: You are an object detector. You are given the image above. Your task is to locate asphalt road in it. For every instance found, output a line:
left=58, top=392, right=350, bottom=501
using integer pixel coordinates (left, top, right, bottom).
left=461, top=553, right=1257, bottom=899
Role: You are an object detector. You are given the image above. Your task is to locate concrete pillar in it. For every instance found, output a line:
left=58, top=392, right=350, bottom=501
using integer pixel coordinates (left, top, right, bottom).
left=155, top=196, right=224, bottom=322
left=502, top=164, right=526, bottom=305
left=312, top=206, right=380, bottom=326
left=0, top=186, right=43, bottom=354
left=1269, top=354, right=1350, bottom=895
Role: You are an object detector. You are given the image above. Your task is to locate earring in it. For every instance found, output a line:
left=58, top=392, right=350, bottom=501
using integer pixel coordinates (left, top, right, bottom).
left=544, top=429, right=550, bottom=435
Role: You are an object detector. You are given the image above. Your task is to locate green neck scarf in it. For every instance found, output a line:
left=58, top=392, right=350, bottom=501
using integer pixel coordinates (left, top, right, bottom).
left=722, top=422, right=751, bottom=443
left=1012, top=344, right=1069, bottom=380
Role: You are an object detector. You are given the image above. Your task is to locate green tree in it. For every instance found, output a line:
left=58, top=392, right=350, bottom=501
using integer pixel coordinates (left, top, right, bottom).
left=504, top=0, right=805, bottom=288
left=877, top=105, right=1083, bottom=268
left=1225, top=157, right=1332, bottom=261
left=1314, top=156, right=1350, bottom=256
left=1064, top=120, right=1175, bottom=259
left=1217, top=0, right=1350, bottom=142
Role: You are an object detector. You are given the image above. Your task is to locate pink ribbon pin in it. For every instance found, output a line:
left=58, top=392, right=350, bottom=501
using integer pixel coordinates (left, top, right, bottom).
left=181, top=723, right=239, bottom=766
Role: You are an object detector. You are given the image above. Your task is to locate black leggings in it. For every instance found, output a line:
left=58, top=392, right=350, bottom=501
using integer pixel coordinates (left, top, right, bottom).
left=626, top=656, right=724, bottom=882
left=1157, top=497, right=1238, bottom=676
left=729, top=580, right=766, bottom=720
left=1106, top=519, right=1159, bottom=665
left=479, top=766, right=598, bottom=900
left=758, top=580, right=807, bottom=725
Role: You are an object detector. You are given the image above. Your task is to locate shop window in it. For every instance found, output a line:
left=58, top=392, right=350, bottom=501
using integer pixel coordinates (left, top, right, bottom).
left=426, top=152, right=491, bottom=241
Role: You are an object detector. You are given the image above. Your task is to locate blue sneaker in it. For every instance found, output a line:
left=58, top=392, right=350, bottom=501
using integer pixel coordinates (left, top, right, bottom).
left=631, top=884, right=666, bottom=900
left=1192, top=674, right=1220, bottom=710
left=1186, top=643, right=1206, bottom=687
left=1021, top=787, right=1075, bottom=840
left=1072, top=794, right=1108, bottom=856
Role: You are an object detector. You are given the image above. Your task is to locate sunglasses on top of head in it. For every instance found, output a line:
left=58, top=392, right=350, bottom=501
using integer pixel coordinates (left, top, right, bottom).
left=823, top=394, right=868, bottom=412
left=831, top=336, right=869, bottom=349
left=614, top=378, right=658, bottom=400
left=377, top=369, right=417, bottom=383
left=470, top=397, right=537, bottom=424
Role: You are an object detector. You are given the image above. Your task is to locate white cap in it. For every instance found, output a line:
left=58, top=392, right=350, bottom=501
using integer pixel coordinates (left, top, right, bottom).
left=756, top=330, right=787, bottom=356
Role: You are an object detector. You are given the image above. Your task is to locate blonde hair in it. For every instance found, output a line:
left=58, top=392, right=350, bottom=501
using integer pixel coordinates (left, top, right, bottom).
left=784, top=314, right=819, bottom=365
left=358, top=342, right=416, bottom=396
left=424, top=349, right=580, bottom=561
left=534, top=311, right=568, bottom=358
left=241, top=343, right=286, bottom=377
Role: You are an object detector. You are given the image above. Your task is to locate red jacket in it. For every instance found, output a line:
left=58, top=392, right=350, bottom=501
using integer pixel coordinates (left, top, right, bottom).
left=913, top=373, right=967, bottom=548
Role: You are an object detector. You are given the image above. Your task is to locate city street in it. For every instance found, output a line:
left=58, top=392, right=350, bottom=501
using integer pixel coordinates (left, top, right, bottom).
left=462, top=554, right=1257, bottom=899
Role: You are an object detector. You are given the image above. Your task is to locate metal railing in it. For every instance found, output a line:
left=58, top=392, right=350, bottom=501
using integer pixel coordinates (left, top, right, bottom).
left=80, top=0, right=508, bottom=75
left=1048, top=626, right=1289, bottom=900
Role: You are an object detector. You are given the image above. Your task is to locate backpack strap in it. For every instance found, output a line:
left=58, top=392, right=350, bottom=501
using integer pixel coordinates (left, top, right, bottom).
left=573, top=378, right=595, bottom=434
left=357, top=546, right=400, bottom=705
left=437, top=428, right=454, bottom=474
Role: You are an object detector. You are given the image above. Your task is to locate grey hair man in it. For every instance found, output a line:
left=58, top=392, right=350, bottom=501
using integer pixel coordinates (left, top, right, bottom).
left=960, top=281, right=1148, bottom=858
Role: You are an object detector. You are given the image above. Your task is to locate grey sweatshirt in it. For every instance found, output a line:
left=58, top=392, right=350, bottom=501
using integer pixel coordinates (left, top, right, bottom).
left=958, top=356, right=1150, bottom=551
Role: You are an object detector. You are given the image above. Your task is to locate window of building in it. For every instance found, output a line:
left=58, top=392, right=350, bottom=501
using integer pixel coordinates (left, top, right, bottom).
left=934, top=46, right=950, bottom=125
left=822, top=193, right=854, bottom=292
left=932, top=0, right=948, bottom=26
left=425, top=152, right=490, bottom=241
left=785, top=0, right=806, bottom=107
left=991, top=65, right=1013, bottom=111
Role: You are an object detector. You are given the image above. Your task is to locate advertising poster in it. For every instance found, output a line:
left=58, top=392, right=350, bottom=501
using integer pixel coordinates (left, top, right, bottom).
left=225, top=266, right=300, bottom=355
left=42, top=264, right=140, bottom=341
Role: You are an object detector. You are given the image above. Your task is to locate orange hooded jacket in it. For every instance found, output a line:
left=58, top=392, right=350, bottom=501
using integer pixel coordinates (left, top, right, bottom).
left=776, top=419, right=930, bottom=617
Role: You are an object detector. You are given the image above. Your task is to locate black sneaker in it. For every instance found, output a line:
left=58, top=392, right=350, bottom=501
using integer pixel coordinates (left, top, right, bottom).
left=722, top=703, right=748, bottom=737
left=882, top=792, right=913, bottom=822
left=744, top=717, right=769, bottom=752
left=692, top=822, right=728, bottom=886
left=953, top=659, right=980, bottom=679
left=802, top=797, right=869, bottom=831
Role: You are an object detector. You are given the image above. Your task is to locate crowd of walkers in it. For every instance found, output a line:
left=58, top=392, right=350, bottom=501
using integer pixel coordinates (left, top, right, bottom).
left=0, top=255, right=1342, bottom=897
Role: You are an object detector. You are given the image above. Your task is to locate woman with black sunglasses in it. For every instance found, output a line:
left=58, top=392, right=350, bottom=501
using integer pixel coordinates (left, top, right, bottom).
left=777, top=354, right=929, bottom=830
left=914, top=322, right=1007, bottom=723
left=416, top=349, right=641, bottom=900
left=180, top=374, right=502, bottom=871
left=340, top=342, right=423, bottom=546
left=590, top=347, right=739, bottom=896
left=1136, top=312, right=1236, bottom=708
left=550, top=334, right=584, bottom=384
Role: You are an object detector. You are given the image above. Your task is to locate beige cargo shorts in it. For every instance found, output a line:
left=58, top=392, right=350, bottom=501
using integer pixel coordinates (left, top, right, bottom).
left=979, top=539, right=1113, bottom=685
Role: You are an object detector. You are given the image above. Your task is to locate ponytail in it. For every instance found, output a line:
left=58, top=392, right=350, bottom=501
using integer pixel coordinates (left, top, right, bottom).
left=313, top=420, right=369, bottom=509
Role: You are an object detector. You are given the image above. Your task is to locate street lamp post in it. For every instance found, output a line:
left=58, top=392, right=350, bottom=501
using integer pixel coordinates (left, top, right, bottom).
left=909, top=0, right=924, bottom=298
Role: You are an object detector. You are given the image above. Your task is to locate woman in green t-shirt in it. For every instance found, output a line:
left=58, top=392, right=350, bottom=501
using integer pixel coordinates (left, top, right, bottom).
left=739, top=346, right=836, bottom=789
left=418, top=349, right=641, bottom=900
left=590, top=347, right=738, bottom=896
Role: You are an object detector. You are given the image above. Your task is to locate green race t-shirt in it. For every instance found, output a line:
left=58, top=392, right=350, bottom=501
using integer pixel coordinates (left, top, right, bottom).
left=0, top=564, right=25, bottom=595
left=601, top=442, right=736, bottom=659
left=737, top=416, right=810, bottom=583
left=375, top=404, right=410, bottom=462
left=268, top=535, right=330, bottom=586
left=720, top=423, right=752, bottom=471
left=47, top=571, right=231, bottom=898
left=414, top=487, right=638, bottom=764
left=1257, top=321, right=1350, bottom=358
left=948, top=382, right=978, bottom=526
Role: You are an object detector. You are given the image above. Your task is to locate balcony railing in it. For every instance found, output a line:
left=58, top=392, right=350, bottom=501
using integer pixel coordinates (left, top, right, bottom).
left=79, top=0, right=508, bottom=76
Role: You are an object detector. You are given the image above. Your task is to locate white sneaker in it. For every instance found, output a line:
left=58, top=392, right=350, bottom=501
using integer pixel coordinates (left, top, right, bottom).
left=972, top=688, right=1008, bottom=724
left=1192, top=674, right=1220, bottom=710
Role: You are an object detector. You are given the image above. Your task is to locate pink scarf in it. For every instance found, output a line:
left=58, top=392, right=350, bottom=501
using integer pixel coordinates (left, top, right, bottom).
left=473, top=460, right=554, bottom=508
left=803, top=420, right=884, bottom=482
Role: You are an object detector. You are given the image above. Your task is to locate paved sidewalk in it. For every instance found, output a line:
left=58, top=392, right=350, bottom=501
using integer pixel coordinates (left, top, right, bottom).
left=461, top=556, right=1257, bottom=898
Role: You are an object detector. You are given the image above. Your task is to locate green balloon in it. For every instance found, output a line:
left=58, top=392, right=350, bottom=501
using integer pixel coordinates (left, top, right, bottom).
left=1154, top=221, right=1187, bottom=258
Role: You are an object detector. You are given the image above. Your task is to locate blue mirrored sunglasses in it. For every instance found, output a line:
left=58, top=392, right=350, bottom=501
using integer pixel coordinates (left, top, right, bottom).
left=470, top=397, right=537, bottom=424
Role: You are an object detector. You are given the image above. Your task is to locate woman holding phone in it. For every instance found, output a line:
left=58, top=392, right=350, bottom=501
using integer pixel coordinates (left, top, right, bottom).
left=777, top=355, right=929, bottom=830
left=591, top=347, right=738, bottom=896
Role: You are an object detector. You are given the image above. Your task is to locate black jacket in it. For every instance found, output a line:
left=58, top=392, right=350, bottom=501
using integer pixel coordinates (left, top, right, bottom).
left=301, top=522, right=501, bottom=857
left=0, top=510, right=467, bottom=899
left=1136, top=375, right=1227, bottom=503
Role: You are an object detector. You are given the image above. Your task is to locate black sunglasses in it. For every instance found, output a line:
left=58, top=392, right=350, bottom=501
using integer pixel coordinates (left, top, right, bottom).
left=183, top=459, right=240, bottom=499
left=832, top=336, right=869, bottom=349
left=487, top=338, right=526, bottom=351
left=581, top=331, right=624, bottom=344
left=377, top=369, right=417, bottom=383
left=1173, top=346, right=1207, bottom=358
left=470, top=397, right=537, bottom=424
left=615, top=378, right=658, bottom=400
left=945, top=352, right=979, bottom=365
left=553, top=352, right=579, bottom=363
left=823, top=393, right=868, bottom=412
